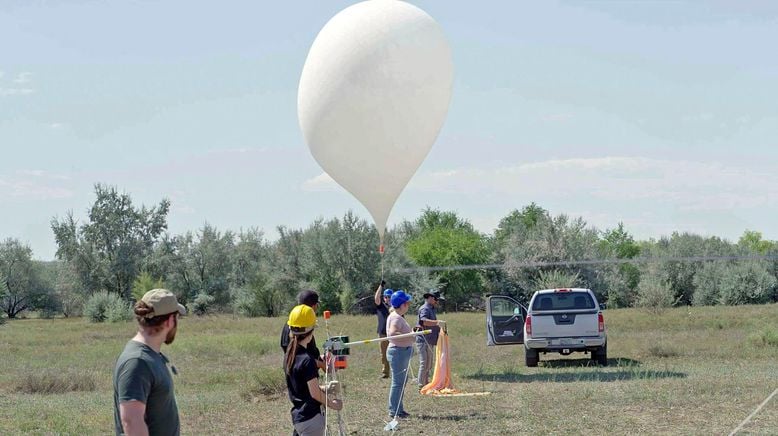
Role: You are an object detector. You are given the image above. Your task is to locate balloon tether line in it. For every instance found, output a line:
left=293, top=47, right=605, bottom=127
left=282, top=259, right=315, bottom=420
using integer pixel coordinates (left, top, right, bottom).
left=379, top=237, right=385, bottom=282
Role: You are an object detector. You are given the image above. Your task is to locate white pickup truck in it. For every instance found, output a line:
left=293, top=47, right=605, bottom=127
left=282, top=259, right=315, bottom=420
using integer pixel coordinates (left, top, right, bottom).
left=486, top=288, right=607, bottom=367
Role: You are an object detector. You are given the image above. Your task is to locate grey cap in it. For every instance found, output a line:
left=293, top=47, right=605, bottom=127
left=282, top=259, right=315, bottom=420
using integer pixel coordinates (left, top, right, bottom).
left=141, top=289, right=186, bottom=318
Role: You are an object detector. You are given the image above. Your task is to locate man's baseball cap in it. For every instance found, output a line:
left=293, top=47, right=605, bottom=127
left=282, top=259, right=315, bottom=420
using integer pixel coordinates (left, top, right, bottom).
left=297, top=289, right=320, bottom=307
left=383, top=289, right=393, bottom=298
left=423, top=290, right=445, bottom=301
left=141, top=289, right=186, bottom=318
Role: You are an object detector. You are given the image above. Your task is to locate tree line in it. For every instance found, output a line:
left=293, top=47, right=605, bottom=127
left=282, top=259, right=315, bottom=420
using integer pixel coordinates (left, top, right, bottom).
left=2, top=184, right=776, bottom=320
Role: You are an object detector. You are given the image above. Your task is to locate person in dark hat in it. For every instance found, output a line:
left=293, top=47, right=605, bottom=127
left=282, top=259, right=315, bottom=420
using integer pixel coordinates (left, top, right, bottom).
left=373, top=280, right=393, bottom=378
left=280, top=290, right=325, bottom=371
left=415, top=290, right=445, bottom=389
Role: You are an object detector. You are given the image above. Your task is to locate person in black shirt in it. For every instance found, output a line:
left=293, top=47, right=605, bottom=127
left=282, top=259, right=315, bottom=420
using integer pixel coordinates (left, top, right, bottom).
left=280, top=290, right=324, bottom=371
left=285, top=304, right=342, bottom=436
left=373, top=281, right=392, bottom=378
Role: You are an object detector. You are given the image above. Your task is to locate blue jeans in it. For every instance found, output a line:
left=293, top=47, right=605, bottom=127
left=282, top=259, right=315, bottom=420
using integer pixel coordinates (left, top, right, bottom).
left=387, top=345, right=412, bottom=416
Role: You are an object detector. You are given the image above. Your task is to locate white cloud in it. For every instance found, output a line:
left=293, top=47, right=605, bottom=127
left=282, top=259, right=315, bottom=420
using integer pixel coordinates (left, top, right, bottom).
left=49, top=122, right=65, bottom=129
left=16, top=170, right=71, bottom=181
left=0, top=72, right=35, bottom=96
left=0, top=179, right=74, bottom=199
left=411, top=156, right=778, bottom=212
left=0, top=170, right=74, bottom=200
left=0, top=87, right=34, bottom=96
left=301, top=172, right=338, bottom=192
left=13, top=72, right=32, bottom=84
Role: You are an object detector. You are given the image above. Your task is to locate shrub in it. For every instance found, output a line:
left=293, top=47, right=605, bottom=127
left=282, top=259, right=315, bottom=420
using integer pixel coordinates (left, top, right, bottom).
left=106, top=298, right=133, bottom=322
left=240, top=368, right=286, bottom=401
left=635, top=265, right=676, bottom=313
left=84, top=291, right=129, bottom=323
left=15, top=370, right=97, bottom=394
left=749, top=327, right=778, bottom=347
left=188, top=291, right=215, bottom=316
left=718, top=261, right=776, bottom=305
left=692, top=261, right=725, bottom=306
left=533, top=269, right=580, bottom=290
left=233, top=274, right=286, bottom=317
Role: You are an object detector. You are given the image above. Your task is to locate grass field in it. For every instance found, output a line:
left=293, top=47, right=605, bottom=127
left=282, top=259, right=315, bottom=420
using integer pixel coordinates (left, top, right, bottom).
left=1, top=304, right=777, bottom=435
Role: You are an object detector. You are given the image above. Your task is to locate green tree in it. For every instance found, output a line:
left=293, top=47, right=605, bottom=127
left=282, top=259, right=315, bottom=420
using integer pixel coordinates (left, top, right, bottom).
left=404, top=208, right=490, bottom=309
left=51, top=184, right=170, bottom=299
left=131, top=271, right=165, bottom=301
left=298, top=212, right=382, bottom=313
left=53, top=261, right=84, bottom=318
left=0, top=239, right=49, bottom=318
left=494, top=203, right=547, bottom=248
left=502, top=212, right=603, bottom=300
left=154, top=224, right=235, bottom=307
left=641, top=232, right=735, bottom=306
left=738, top=230, right=775, bottom=255
left=599, top=223, right=641, bottom=308
left=0, top=272, right=7, bottom=323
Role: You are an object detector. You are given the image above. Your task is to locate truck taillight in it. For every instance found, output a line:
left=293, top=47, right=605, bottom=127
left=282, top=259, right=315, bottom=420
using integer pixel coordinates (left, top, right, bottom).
left=525, top=315, right=532, bottom=336
left=598, top=312, right=605, bottom=332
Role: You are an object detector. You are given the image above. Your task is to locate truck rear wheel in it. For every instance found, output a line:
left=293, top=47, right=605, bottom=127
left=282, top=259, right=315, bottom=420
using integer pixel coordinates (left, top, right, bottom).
left=525, top=347, right=539, bottom=367
left=593, top=344, right=608, bottom=366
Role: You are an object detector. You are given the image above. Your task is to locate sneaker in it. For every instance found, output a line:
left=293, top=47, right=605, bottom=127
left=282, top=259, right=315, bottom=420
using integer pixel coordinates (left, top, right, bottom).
left=397, top=411, right=411, bottom=419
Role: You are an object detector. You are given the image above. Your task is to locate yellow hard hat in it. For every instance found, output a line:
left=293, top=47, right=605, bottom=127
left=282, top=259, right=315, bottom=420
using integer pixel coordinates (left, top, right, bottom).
left=287, top=304, right=316, bottom=330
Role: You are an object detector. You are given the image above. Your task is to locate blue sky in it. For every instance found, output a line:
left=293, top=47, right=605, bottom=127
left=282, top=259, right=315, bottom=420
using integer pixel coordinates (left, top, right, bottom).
left=2, top=1, right=777, bottom=260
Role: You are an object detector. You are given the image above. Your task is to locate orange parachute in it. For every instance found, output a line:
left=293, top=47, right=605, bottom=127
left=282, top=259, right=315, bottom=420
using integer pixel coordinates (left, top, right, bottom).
left=420, top=327, right=490, bottom=397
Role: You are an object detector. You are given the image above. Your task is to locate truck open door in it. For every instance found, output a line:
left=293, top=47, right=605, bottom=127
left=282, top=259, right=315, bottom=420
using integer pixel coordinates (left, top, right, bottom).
left=486, top=295, right=526, bottom=346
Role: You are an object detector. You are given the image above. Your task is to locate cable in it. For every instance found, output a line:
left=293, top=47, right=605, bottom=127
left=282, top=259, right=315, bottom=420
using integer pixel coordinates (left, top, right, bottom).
left=391, top=254, right=778, bottom=274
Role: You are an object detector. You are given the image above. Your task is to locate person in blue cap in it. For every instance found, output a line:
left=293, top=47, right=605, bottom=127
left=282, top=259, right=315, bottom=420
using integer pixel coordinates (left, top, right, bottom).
left=385, top=289, right=414, bottom=419
left=373, top=280, right=393, bottom=378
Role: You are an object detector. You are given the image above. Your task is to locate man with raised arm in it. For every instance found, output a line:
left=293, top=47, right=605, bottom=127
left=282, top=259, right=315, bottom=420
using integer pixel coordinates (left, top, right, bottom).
left=374, top=280, right=393, bottom=378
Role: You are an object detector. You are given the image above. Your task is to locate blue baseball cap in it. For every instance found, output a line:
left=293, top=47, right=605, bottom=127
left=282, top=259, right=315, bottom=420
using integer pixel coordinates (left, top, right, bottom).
left=383, top=289, right=393, bottom=297
left=390, top=290, right=412, bottom=308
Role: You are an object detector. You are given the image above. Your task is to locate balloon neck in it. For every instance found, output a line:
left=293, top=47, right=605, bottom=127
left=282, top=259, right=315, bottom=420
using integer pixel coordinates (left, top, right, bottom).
left=379, top=244, right=385, bottom=254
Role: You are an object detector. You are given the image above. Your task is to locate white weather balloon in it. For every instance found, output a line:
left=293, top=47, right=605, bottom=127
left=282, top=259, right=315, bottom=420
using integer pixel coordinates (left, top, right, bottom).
left=298, top=0, right=453, bottom=248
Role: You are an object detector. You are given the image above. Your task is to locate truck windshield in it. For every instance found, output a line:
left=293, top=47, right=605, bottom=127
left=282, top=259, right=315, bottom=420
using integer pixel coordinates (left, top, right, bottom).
left=532, top=292, right=595, bottom=311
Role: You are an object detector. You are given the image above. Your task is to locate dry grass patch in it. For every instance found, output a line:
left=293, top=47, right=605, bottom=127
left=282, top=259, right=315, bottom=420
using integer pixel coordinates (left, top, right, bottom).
left=646, top=343, right=681, bottom=358
left=749, top=327, right=778, bottom=347
left=239, top=367, right=286, bottom=402
left=14, top=369, right=97, bottom=394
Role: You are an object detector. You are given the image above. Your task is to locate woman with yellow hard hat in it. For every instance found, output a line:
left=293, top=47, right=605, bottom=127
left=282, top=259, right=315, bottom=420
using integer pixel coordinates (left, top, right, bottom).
left=284, top=304, right=342, bottom=436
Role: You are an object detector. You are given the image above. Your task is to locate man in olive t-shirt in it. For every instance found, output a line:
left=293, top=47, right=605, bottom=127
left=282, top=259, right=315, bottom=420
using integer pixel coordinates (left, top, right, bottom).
left=114, top=289, right=186, bottom=436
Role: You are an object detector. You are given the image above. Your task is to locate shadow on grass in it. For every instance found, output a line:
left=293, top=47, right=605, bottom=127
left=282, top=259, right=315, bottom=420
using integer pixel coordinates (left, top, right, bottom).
left=541, top=357, right=642, bottom=368
left=464, top=357, right=686, bottom=384
left=415, top=411, right=486, bottom=422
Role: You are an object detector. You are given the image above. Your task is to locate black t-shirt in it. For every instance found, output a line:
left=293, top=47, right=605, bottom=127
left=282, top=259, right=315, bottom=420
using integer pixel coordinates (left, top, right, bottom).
left=113, top=341, right=180, bottom=436
left=285, top=345, right=322, bottom=424
left=280, top=324, right=321, bottom=362
left=375, top=303, right=390, bottom=335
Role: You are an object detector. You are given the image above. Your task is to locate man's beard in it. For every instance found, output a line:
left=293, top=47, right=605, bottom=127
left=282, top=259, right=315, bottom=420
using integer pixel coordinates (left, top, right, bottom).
left=164, top=319, right=178, bottom=344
